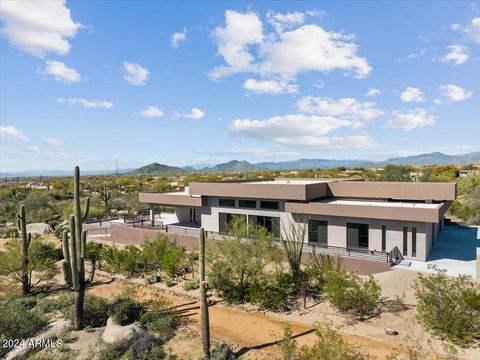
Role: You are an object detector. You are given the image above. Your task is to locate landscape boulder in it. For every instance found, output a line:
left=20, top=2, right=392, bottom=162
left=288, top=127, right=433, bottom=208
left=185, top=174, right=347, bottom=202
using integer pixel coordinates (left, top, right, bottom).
left=102, top=317, right=146, bottom=344
left=385, top=327, right=399, bottom=336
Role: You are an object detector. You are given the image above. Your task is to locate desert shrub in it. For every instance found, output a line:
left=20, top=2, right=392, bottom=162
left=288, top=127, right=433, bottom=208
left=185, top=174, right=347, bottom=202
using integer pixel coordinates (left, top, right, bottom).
left=3, top=295, right=38, bottom=310
left=249, top=273, right=293, bottom=311
left=142, top=235, right=169, bottom=275
left=324, top=269, right=381, bottom=320
left=279, top=324, right=371, bottom=360
left=99, top=332, right=165, bottom=360
left=306, top=252, right=341, bottom=292
left=183, top=278, right=199, bottom=291
left=62, top=295, right=109, bottom=328
left=164, top=276, right=175, bottom=287
left=109, top=297, right=144, bottom=326
left=139, top=299, right=178, bottom=342
left=208, top=216, right=282, bottom=303
left=35, top=294, right=74, bottom=314
left=101, top=245, right=143, bottom=275
left=0, top=297, right=48, bottom=357
left=413, top=267, right=480, bottom=345
left=144, top=274, right=155, bottom=284
left=161, top=240, right=186, bottom=280
left=210, top=343, right=238, bottom=360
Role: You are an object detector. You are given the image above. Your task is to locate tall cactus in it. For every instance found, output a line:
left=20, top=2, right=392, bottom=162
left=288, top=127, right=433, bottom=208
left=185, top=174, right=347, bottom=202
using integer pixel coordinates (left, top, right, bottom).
left=17, top=205, right=32, bottom=295
left=199, top=228, right=210, bottom=359
left=100, top=182, right=111, bottom=210
left=61, top=166, right=90, bottom=330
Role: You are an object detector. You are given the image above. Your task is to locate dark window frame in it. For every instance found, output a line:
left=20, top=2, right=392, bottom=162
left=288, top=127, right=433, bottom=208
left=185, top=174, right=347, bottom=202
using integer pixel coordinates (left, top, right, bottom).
left=403, top=226, right=408, bottom=256
left=238, top=199, right=257, bottom=208
left=308, top=219, right=328, bottom=246
left=381, top=225, right=387, bottom=252
left=219, top=198, right=235, bottom=207
left=412, top=227, right=417, bottom=257
left=259, top=200, right=279, bottom=210
left=347, top=222, right=369, bottom=250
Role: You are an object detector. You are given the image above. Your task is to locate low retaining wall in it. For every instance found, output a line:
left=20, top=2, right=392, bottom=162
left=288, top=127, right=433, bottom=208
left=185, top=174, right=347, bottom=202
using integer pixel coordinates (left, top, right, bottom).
left=105, top=226, right=391, bottom=275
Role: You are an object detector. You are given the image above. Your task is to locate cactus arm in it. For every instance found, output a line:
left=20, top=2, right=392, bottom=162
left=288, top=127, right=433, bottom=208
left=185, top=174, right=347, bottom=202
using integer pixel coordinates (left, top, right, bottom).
left=82, top=197, right=90, bottom=222
left=81, top=230, right=87, bottom=259
left=69, top=216, right=80, bottom=291
left=62, top=230, right=72, bottom=286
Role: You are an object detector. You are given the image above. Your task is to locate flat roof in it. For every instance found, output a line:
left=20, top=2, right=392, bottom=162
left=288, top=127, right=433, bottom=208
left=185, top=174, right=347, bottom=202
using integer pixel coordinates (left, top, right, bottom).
left=317, top=198, right=442, bottom=210
left=246, top=179, right=332, bottom=185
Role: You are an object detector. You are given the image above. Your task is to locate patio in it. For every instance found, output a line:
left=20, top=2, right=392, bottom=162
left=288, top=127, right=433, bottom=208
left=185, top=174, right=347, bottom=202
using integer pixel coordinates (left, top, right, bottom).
left=393, top=225, right=479, bottom=279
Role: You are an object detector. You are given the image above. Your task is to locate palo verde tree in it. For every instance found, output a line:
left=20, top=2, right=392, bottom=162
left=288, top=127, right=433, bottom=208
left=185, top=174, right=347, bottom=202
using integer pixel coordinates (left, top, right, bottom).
left=199, top=228, right=211, bottom=359
left=61, top=166, right=91, bottom=330
left=100, top=182, right=111, bottom=212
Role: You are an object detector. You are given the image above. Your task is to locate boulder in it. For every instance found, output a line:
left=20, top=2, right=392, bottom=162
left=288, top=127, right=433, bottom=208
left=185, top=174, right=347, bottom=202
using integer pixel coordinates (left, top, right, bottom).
left=102, top=317, right=145, bottom=344
left=26, top=223, right=52, bottom=235
left=385, top=327, right=399, bottom=336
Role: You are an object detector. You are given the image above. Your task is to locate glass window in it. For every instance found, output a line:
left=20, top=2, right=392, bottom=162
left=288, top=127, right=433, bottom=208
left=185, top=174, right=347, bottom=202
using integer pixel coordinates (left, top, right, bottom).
left=238, top=199, right=256, bottom=208
left=260, top=201, right=279, bottom=210
left=403, top=226, right=408, bottom=256
left=347, top=223, right=369, bottom=250
left=308, top=220, right=328, bottom=246
left=219, top=198, right=235, bottom=207
left=412, top=227, right=417, bottom=257
left=250, top=215, right=280, bottom=239
left=381, top=225, right=387, bottom=252
left=219, top=213, right=246, bottom=234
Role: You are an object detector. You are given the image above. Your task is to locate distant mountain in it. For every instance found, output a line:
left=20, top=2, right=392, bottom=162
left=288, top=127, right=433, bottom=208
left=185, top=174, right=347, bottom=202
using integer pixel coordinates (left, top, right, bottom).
left=383, top=151, right=480, bottom=166
left=202, top=160, right=257, bottom=172
left=255, top=158, right=376, bottom=170
left=130, top=163, right=187, bottom=175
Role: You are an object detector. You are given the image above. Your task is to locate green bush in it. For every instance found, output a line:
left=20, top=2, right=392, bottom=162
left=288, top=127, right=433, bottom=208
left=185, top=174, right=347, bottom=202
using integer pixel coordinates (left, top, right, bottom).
left=183, top=278, right=199, bottom=291
left=139, top=299, right=178, bottom=342
left=164, top=276, right=175, bottom=287
left=249, top=273, right=292, bottom=311
left=210, top=343, right=238, bottom=360
left=0, top=298, right=48, bottom=357
left=62, top=295, right=109, bottom=328
left=324, top=269, right=381, bottom=320
left=99, top=332, right=165, bottom=360
left=35, top=294, right=73, bottom=314
left=413, top=268, right=480, bottom=345
left=109, top=297, right=144, bottom=326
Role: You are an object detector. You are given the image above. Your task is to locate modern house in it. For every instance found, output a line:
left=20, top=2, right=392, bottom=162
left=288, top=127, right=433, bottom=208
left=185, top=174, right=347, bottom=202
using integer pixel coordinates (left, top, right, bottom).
left=137, top=178, right=456, bottom=263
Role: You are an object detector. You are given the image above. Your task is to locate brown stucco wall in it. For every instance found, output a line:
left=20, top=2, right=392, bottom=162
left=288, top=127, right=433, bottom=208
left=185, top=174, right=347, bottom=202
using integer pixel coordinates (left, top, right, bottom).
left=106, top=226, right=390, bottom=274
left=139, top=192, right=204, bottom=207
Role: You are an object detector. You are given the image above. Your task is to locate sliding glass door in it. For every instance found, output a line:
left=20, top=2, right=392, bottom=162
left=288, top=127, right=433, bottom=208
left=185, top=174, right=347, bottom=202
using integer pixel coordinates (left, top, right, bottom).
left=347, top=223, right=369, bottom=250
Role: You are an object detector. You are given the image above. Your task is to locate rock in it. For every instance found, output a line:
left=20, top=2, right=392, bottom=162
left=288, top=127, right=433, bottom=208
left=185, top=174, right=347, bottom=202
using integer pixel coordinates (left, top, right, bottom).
left=102, top=317, right=145, bottom=344
left=385, top=327, right=399, bottom=336
left=26, top=223, right=52, bottom=235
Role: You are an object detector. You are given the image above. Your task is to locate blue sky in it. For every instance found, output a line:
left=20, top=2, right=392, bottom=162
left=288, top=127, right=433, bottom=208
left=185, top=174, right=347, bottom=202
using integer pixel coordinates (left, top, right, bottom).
left=1, top=1, right=479, bottom=172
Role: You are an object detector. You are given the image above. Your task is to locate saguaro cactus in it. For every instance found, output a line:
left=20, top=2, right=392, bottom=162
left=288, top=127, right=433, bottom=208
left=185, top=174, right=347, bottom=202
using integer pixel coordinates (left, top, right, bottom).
left=199, top=228, right=210, bottom=359
left=61, top=166, right=90, bottom=330
left=17, top=205, right=32, bottom=295
left=100, top=182, right=111, bottom=210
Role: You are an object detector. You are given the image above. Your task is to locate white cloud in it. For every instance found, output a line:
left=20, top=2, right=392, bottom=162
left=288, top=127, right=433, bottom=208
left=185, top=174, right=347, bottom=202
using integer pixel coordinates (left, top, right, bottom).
left=43, top=137, right=63, bottom=146
left=229, top=113, right=376, bottom=149
left=439, top=84, right=473, bottom=102
left=0, top=0, right=82, bottom=57
left=139, top=106, right=164, bottom=118
left=224, top=146, right=298, bottom=158
left=0, top=126, right=29, bottom=142
left=440, top=44, right=469, bottom=65
left=266, top=10, right=305, bottom=33
left=365, top=88, right=380, bottom=97
left=123, top=62, right=150, bottom=86
left=296, top=96, right=384, bottom=121
left=210, top=10, right=371, bottom=82
left=171, top=27, right=187, bottom=48
left=384, top=108, right=436, bottom=131
left=43, top=60, right=82, bottom=83
left=25, top=145, right=41, bottom=154
left=450, top=17, right=480, bottom=44
left=177, top=108, right=205, bottom=120
left=57, top=97, right=114, bottom=108
left=243, top=78, right=298, bottom=94
left=400, top=87, right=425, bottom=103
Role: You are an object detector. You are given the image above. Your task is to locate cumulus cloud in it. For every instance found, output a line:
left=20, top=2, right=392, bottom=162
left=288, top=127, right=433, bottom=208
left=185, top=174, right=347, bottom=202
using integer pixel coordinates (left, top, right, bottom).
left=210, top=10, right=371, bottom=83
left=266, top=10, right=305, bottom=33
left=439, top=84, right=473, bottom=102
left=451, top=17, right=480, bottom=44
left=0, top=126, right=29, bottom=142
left=177, top=108, right=205, bottom=120
left=243, top=78, right=298, bottom=94
left=440, top=44, right=469, bottom=65
left=365, top=88, right=380, bottom=97
left=229, top=114, right=376, bottom=149
left=139, top=106, right=164, bottom=118
left=57, top=97, right=114, bottom=108
left=43, top=137, right=63, bottom=146
left=296, top=96, right=384, bottom=121
left=0, top=0, right=82, bottom=57
left=123, top=62, right=150, bottom=86
left=384, top=108, right=436, bottom=131
left=400, top=87, right=425, bottom=103
left=171, top=27, right=187, bottom=48
left=42, top=60, right=82, bottom=83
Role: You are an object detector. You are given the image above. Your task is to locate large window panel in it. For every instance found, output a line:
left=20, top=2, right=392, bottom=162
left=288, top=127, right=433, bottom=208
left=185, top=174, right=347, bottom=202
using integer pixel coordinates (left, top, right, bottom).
left=219, top=213, right=246, bottom=234
left=347, top=223, right=369, bottom=250
left=308, top=220, right=328, bottom=246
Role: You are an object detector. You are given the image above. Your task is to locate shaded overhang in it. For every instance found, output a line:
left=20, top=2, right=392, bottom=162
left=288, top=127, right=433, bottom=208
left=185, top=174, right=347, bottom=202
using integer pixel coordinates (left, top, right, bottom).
left=285, top=200, right=449, bottom=223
